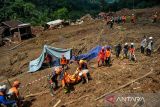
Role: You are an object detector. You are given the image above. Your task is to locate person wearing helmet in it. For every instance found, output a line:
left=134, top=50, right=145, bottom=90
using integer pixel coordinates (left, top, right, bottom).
left=8, top=81, right=23, bottom=107
left=60, top=55, right=68, bottom=69
left=105, top=47, right=111, bottom=66
left=79, top=60, right=92, bottom=83
left=123, top=43, right=129, bottom=58
left=129, top=43, right=136, bottom=61
left=146, top=37, right=153, bottom=56
left=115, top=44, right=122, bottom=58
left=97, top=47, right=105, bottom=67
left=50, top=66, right=63, bottom=91
left=110, top=19, right=114, bottom=29
left=0, top=85, right=16, bottom=106
left=153, top=12, right=158, bottom=23
left=79, top=60, right=88, bottom=70
left=141, top=36, right=147, bottom=54
left=131, top=14, right=135, bottom=24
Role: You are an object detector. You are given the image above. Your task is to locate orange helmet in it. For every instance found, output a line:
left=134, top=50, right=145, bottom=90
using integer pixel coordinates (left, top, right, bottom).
left=13, top=80, right=20, bottom=87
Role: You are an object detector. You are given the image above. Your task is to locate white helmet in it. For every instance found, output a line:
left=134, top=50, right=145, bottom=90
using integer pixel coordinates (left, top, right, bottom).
left=149, top=37, right=153, bottom=39
left=0, top=85, right=7, bottom=91
left=125, top=43, right=128, bottom=45
left=131, top=43, right=134, bottom=45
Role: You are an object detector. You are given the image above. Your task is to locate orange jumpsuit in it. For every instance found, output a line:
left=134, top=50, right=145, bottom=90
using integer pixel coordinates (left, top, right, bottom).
left=98, top=50, right=105, bottom=66
left=60, top=57, right=68, bottom=68
left=105, top=50, right=111, bottom=66
left=9, top=87, right=19, bottom=98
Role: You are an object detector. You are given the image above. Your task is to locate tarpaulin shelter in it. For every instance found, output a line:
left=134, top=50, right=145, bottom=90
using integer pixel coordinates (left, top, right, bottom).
left=29, top=45, right=72, bottom=72
left=72, top=46, right=102, bottom=61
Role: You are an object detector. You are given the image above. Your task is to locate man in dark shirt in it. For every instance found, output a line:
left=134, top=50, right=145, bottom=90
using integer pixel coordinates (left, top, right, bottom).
left=115, top=44, right=122, bottom=58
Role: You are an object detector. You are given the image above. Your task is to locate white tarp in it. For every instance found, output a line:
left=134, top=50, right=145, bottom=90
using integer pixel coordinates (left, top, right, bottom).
left=47, top=19, right=63, bottom=27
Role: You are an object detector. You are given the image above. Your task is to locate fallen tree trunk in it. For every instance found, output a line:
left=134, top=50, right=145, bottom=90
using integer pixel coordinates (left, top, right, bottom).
left=25, top=90, right=49, bottom=98
left=95, top=69, right=153, bottom=101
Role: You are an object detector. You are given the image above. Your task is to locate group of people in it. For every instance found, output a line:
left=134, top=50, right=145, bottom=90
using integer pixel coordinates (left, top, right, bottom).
left=50, top=59, right=92, bottom=93
left=97, top=36, right=154, bottom=67
left=116, top=42, right=137, bottom=61
left=141, top=36, right=154, bottom=56
left=44, top=54, right=68, bottom=69
left=107, top=14, right=136, bottom=29
left=0, top=81, right=23, bottom=107
left=97, top=46, right=111, bottom=67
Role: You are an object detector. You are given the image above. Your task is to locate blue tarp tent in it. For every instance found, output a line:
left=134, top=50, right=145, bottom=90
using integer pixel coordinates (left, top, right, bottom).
left=72, top=46, right=102, bottom=61
left=29, top=45, right=72, bottom=72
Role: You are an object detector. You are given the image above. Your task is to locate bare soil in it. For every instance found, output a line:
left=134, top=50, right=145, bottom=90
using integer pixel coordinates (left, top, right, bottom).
left=0, top=7, right=160, bottom=107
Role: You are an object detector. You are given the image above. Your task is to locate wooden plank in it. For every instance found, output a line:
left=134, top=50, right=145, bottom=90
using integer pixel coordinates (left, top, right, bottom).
left=53, top=100, right=61, bottom=107
left=25, top=90, right=50, bottom=98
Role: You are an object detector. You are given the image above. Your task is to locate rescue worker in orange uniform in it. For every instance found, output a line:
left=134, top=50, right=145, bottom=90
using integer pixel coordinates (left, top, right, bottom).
left=129, top=43, right=136, bottom=61
left=97, top=47, right=105, bottom=67
left=60, top=55, right=68, bottom=69
left=131, top=14, right=135, bottom=24
left=61, top=70, right=81, bottom=93
left=122, top=15, right=126, bottom=23
left=8, top=81, right=23, bottom=107
left=105, top=46, right=111, bottom=66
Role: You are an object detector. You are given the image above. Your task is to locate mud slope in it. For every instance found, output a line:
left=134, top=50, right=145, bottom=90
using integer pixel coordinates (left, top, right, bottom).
left=0, top=7, right=160, bottom=107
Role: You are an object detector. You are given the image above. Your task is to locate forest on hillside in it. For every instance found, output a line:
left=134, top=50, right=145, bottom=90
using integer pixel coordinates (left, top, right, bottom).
left=0, top=0, right=159, bottom=25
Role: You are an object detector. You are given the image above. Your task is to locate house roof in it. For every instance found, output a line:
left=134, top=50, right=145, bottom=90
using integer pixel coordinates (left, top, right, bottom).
left=1, top=20, right=23, bottom=29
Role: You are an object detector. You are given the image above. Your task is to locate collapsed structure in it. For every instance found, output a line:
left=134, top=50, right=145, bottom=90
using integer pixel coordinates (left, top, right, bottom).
left=0, top=20, right=32, bottom=45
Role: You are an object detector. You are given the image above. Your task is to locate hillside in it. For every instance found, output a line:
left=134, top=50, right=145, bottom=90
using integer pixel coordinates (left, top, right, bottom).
left=0, top=7, right=160, bottom=107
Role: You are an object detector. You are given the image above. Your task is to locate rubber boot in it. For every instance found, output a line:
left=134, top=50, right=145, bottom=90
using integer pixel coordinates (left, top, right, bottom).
left=64, top=86, right=70, bottom=94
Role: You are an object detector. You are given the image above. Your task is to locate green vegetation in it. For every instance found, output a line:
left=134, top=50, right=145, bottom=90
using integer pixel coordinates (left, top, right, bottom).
left=0, top=0, right=159, bottom=25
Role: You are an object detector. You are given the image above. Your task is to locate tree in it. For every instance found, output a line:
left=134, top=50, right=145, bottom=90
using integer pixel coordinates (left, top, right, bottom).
left=53, top=7, right=69, bottom=20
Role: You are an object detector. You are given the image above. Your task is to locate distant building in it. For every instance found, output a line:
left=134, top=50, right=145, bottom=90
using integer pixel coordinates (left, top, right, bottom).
left=0, top=20, right=32, bottom=45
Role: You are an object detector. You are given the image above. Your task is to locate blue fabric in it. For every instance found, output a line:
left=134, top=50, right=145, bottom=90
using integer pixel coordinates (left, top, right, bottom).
left=29, top=45, right=72, bottom=72
left=0, top=95, right=16, bottom=105
left=73, top=46, right=102, bottom=61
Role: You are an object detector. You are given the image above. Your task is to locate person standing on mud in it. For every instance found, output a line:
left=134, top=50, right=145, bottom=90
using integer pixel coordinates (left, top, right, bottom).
left=131, top=14, right=136, bottom=24
left=153, top=12, right=158, bottom=23
left=110, top=19, right=114, bottom=29
left=115, top=44, right=122, bottom=58
left=141, top=36, right=147, bottom=54
left=97, top=47, right=105, bottom=67
left=146, top=37, right=153, bottom=56
left=123, top=43, right=129, bottom=58
left=60, top=55, right=68, bottom=69
left=105, top=46, right=111, bottom=66
left=122, top=15, right=126, bottom=23
left=129, top=43, right=136, bottom=61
